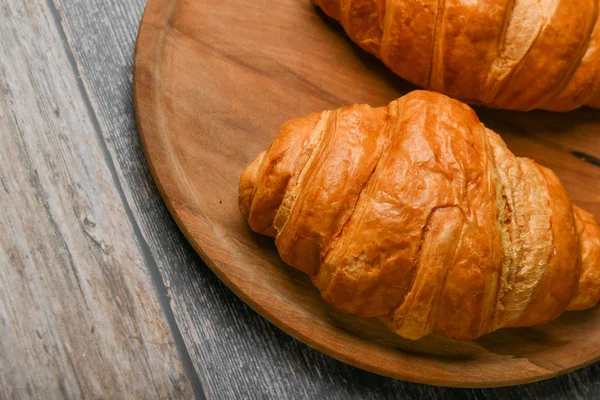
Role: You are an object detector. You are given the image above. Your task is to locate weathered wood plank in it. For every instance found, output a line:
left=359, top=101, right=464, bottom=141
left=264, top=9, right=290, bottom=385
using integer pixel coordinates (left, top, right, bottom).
left=0, top=0, right=193, bottom=398
left=50, top=0, right=600, bottom=398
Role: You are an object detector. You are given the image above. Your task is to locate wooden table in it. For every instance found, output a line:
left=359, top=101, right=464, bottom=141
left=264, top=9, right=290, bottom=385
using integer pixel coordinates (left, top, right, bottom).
left=1, top=0, right=599, bottom=398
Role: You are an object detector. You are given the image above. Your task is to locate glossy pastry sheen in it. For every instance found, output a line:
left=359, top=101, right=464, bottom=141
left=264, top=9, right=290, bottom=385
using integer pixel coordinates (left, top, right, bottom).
left=239, top=91, right=600, bottom=340
left=313, top=0, right=600, bottom=111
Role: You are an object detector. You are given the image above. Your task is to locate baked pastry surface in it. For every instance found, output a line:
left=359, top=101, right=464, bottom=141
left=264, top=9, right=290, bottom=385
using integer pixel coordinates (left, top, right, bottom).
left=314, top=0, right=600, bottom=111
left=239, top=91, right=600, bottom=340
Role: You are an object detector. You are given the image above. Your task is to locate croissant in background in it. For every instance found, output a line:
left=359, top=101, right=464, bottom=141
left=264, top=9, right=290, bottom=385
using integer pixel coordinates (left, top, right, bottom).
left=239, top=91, right=600, bottom=340
left=313, top=0, right=600, bottom=112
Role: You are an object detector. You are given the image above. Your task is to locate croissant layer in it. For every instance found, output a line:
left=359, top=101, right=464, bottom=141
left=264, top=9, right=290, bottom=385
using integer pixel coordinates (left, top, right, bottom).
left=239, top=91, right=600, bottom=340
left=313, top=0, right=600, bottom=111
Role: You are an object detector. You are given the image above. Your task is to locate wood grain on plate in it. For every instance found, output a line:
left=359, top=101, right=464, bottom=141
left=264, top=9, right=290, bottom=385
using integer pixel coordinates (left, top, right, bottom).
left=133, top=0, right=600, bottom=387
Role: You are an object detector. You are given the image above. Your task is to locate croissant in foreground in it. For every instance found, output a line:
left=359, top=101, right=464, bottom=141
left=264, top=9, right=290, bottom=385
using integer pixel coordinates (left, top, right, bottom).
left=239, top=91, right=600, bottom=340
left=313, top=0, right=600, bottom=112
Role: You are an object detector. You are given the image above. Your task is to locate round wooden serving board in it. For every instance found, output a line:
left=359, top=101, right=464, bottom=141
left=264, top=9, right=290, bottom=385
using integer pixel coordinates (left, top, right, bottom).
left=133, top=0, right=600, bottom=388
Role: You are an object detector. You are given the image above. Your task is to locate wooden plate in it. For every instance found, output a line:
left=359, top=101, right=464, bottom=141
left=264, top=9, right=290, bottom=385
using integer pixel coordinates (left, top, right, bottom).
left=133, top=0, right=600, bottom=388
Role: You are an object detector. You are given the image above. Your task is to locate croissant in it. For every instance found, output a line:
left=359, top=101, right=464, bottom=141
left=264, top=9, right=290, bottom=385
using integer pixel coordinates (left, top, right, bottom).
left=313, top=0, right=600, bottom=111
left=239, top=91, right=600, bottom=340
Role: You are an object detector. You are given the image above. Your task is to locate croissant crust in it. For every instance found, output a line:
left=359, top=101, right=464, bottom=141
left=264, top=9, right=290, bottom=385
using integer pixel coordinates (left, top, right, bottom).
left=314, top=0, right=600, bottom=111
left=239, top=91, right=600, bottom=340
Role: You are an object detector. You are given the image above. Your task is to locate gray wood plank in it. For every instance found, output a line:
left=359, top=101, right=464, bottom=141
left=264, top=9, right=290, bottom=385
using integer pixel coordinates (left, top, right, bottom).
left=0, top=0, right=193, bottom=398
left=50, top=0, right=600, bottom=398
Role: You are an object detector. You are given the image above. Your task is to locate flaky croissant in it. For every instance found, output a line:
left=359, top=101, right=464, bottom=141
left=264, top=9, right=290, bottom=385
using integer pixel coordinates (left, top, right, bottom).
left=313, top=0, right=600, bottom=112
left=239, top=91, right=600, bottom=340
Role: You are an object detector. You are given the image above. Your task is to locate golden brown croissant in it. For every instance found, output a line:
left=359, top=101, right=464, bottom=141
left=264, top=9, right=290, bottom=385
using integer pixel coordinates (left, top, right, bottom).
left=239, top=91, right=600, bottom=340
left=313, top=0, right=600, bottom=111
